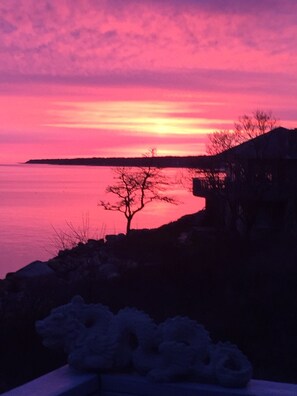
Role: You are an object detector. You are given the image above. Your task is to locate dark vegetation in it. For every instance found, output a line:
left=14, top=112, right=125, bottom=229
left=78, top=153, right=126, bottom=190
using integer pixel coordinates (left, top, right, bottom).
left=0, top=211, right=297, bottom=392
left=26, top=155, right=211, bottom=168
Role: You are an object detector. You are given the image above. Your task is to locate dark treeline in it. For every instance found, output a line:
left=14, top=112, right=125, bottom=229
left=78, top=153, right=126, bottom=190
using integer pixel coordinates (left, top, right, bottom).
left=26, top=155, right=212, bottom=168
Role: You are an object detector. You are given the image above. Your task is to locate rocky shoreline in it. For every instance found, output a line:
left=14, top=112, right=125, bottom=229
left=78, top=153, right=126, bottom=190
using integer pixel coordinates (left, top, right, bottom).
left=4, top=210, right=206, bottom=287
left=0, top=210, right=297, bottom=392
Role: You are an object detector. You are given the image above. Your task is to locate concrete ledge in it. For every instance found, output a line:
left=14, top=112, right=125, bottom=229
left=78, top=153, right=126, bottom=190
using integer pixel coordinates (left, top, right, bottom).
left=100, top=374, right=297, bottom=396
left=2, top=366, right=99, bottom=396
left=3, top=365, right=297, bottom=396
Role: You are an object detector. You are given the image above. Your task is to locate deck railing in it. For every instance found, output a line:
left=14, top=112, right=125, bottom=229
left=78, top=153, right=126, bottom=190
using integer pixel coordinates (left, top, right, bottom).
left=3, top=365, right=297, bottom=396
left=193, top=176, right=289, bottom=201
left=193, top=177, right=226, bottom=197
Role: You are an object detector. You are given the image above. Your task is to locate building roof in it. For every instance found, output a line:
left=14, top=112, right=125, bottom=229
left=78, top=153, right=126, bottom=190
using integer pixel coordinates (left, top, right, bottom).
left=218, top=127, right=297, bottom=160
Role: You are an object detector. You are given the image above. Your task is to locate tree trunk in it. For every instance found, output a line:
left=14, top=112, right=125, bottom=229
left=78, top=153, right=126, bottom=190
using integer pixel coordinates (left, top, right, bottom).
left=126, top=217, right=132, bottom=235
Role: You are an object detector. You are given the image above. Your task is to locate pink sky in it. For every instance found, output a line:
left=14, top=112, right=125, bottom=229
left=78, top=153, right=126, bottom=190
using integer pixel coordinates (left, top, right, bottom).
left=0, top=0, right=297, bottom=163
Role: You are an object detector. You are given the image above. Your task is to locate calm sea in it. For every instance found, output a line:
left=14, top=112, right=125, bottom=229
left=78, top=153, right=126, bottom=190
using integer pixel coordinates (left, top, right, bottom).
left=0, top=164, right=204, bottom=279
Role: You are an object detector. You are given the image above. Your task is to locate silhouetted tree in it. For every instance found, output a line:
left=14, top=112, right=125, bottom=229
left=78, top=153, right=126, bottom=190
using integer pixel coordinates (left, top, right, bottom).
left=206, top=110, right=278, bottom=155
left=206, top=130, right=238, bottom=156
left=99, top=150, right=178, bottom=234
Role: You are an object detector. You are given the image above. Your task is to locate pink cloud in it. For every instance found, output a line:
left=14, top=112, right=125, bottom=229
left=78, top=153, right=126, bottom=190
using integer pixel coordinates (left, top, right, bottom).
left=0, top=0, right=297, bottom=76
left=0, top=0, right=296, bottom=163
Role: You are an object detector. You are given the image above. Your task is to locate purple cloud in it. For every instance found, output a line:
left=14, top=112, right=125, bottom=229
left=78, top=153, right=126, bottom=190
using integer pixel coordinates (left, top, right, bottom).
left=0, top=17, right=16, bottom=34
left=0, top=68, right=295, bottom=99
left=0, top=0, right=296, bottom=79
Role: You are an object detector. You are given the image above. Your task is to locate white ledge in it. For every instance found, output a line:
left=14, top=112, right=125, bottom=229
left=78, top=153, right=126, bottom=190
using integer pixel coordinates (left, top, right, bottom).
left=3, top=365, right=297, bottom=396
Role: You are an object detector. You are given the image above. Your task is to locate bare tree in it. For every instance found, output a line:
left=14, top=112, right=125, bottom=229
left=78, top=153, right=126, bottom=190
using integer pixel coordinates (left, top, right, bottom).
left=206, top=129, right=238, bottom=155
left=46, top=213, right=104, bottom=254
left=99, top=150, right=178, bottom=234
left=206, top=110, right=278, bottom=155
left=234, top=110, right=278, bottom=143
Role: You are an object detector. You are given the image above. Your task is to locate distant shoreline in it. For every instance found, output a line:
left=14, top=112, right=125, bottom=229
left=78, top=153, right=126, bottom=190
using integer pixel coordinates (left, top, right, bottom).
left=26, top=155, right=212, bottom=168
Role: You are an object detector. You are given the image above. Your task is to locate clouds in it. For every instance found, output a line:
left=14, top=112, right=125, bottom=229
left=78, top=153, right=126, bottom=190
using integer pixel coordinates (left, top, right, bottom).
left=0, top=0, right=297, bottom=79
left=0, top=0, right=297, bottom=162
left=1, top=67, right=296, bottom=101
left=0, top=16, right=16, bottom=34
left=45, top=99, right=231, bottom=138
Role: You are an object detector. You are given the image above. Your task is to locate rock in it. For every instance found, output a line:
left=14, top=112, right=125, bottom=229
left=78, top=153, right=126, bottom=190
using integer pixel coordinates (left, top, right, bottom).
left=13, top=261, right=55, bottom=279
left=86, top=239, right=105, bottom=249
left=98, top=263, right=119, bottom=280
left=105, top=234, right=125, bottom=244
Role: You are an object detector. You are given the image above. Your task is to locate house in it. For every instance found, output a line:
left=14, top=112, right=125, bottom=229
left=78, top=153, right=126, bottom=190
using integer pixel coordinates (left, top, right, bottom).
left=193, top=127, right=297, bottom=235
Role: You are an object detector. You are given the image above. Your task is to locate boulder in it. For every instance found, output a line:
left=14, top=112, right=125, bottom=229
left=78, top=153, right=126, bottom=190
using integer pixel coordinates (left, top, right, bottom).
left=13, top=261, right=55, bottom=279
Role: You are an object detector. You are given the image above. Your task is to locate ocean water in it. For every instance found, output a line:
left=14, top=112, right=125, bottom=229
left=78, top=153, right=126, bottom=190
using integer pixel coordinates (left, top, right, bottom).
left=0, top=164, right=204, bottom=278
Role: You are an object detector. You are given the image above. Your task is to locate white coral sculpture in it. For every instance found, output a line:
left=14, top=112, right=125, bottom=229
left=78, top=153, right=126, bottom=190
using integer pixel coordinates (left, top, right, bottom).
left=36, top=296, right=252, bottom=388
